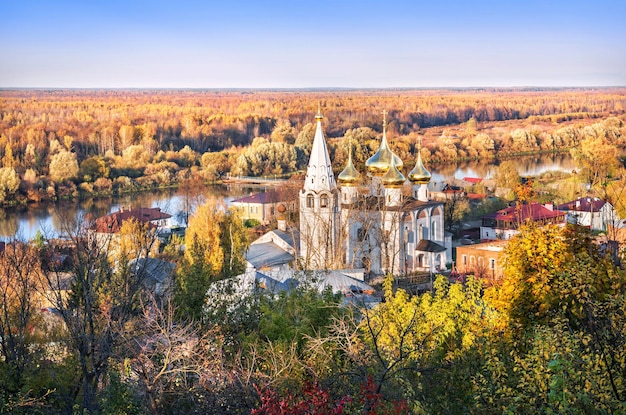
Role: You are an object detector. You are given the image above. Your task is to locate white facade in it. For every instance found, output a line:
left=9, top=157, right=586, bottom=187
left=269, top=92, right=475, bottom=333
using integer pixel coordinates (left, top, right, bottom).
left=299, top=111, right=341, bottom=270
left=299, top=112, right=450, bottom=276
left=559, top=198, right=616, bottom=231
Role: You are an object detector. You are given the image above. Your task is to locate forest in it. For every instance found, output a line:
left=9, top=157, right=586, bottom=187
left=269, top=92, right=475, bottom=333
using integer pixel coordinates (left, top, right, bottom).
left=1, top=211, right=626, bottom=414
left=1, top=88, right=625, bottom=205
left=1, top=88, right=626, bottom=414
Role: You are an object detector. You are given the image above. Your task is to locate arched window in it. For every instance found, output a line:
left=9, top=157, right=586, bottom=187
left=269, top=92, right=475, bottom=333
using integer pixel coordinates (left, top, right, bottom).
left=306, top=194, right=314, bottom=208
left=320, top=194, right=329, bottom=207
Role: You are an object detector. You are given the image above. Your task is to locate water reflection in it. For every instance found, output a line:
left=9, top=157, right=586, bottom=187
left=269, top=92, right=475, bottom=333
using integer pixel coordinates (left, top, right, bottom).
left=1, top=184, right=264, bottom=242
left=430, top=153, right=576, bottom=181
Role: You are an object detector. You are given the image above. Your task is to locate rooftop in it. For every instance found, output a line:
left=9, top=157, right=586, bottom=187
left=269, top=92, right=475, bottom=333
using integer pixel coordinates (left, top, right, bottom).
left=557, top=197, right=607, bottom=213
left=484, top=202, right=565, bottom=223
left=91, top=207, right=171, bottom=234
left=231, top=190, right=291, bottom=205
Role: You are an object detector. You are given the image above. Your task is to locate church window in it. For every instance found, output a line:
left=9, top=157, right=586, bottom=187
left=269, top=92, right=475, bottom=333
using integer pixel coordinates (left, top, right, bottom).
left=462, top=255, right=467, bottom=265
left=306, top=194, right=314, bottom=208
left=357, top=228, right=367, bottom=241
left=490, top=258, right=495, bottom=269
left=321, top=194, right=329, bottom=207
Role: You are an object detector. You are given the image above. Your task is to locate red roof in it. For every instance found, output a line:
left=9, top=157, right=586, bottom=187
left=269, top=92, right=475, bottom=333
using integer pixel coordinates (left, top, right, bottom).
left=485, top=202, right=565, bottom=223
left=557, top=197, right=606, bottom=213
left=467, top=193, right=487, bottom=200
left=232, top=191, right=286, bottom=205
left=91, top=207, right=171, bottom=234
left=463, top=177, right=483, bottom=184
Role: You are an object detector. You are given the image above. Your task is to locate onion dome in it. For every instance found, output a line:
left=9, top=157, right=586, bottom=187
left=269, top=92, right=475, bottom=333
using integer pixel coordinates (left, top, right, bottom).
left=408, top=144, right=431, bottom=184
left=381, top=157, right=406, bottom=187
left=338, top=146, right=361, bottom=186
left=365, top=110, right=403, bottom=176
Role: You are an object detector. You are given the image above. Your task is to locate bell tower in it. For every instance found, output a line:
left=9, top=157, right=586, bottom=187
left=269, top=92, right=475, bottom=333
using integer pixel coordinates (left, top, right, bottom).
left=299, top=107, right=339, bottom=270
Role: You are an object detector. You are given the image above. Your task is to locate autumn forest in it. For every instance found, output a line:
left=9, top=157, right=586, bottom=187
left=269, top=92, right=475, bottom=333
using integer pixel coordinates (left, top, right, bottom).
left=1, top=88, right=625, bottom=205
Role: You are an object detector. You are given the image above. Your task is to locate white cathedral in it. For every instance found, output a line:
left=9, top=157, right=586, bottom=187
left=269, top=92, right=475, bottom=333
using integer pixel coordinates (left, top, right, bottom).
left=299, top=110, right=452, bottom=276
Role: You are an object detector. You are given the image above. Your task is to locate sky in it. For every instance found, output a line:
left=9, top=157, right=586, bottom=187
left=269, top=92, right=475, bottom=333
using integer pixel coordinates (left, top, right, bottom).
left=1, top=0, right=625, bottom=88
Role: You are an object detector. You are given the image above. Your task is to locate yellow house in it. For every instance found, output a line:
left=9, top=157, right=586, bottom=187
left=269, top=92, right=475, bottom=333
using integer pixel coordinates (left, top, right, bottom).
left=455, top=240, right=508, bottom=285
left=231, top=191, right=296, bottom=225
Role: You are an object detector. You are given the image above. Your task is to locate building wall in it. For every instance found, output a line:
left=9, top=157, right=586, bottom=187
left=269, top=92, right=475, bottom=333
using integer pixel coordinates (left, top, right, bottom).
left=299, top=189, right=340, bottom=270
left=455, top=241, right=506, bottom=284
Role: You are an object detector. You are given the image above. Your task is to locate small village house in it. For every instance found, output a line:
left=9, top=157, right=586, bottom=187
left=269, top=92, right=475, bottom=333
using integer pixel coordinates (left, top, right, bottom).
left=455, top=240, right=507, bottom=284
left=480, top=202, right=566, bottom=240
left=231, top=191, right=297, bottom=225
left=557, top=197, right=616, bottom=231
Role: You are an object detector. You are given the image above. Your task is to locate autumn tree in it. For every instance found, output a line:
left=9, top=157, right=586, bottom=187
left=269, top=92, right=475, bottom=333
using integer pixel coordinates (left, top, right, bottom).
left=175, top=198, right=248, bottom=322
left=49, top=149, right=79, bottom=182
left=79, top=156, right=109, bottom=182
left=0, top=167, right=20, bottom=203
left=571, top=135, right=621, bottom=189
left=495, top=160, right=521, bottom=199
left=356, top=275, right=496, bottom=411
left=43, top=214, right=154, bottom=413
left=0, top=242, right=46, bottom=411
left=479, top=224, right=626, bottom=412
left=270, top=120, right=297, bottom=144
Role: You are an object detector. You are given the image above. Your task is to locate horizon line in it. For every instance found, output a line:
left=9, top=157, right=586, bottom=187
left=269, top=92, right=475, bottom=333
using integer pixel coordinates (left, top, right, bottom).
left=2, top=85, right=625, bottom=92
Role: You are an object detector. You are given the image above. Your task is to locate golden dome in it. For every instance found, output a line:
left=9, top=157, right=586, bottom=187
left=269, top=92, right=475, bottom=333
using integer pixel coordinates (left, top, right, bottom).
left=381, top=158, right=406, bottom=187
left=338, top=149, right=361, bottom=186
left=365, top=110, right=403, bottom=176
left=408, top=149, right=431, bottom=184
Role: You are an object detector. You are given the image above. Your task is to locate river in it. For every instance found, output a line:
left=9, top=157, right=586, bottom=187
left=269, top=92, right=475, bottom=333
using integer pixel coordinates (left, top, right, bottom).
left=0, top=184, right=265, bottom=242
left=1, top=153, right=576, bottom=241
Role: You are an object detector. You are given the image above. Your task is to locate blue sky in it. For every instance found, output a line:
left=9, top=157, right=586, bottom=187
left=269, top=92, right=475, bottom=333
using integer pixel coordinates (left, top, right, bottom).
left=1, top=0, right=625, bottom=88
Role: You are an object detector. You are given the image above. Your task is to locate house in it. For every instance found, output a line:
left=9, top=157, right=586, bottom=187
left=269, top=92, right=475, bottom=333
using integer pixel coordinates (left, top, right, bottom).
left=89, top=206, right=172, bottom=256
left=480, top=202, right=566, bottom=240
left=231, top=191, right=297, bottom=225
left=129, top=257, right=176, bottom=297
left=91, top=206, right=172, bottom=234
left=244, top=219, right=299, bottom=271
left=455, top=240, right=508, bottom=284
left=557, top=197, right=616, bottom=231
left=430, top=183, right=466, bottom=202
left=463, top=177, right=483, bottom=186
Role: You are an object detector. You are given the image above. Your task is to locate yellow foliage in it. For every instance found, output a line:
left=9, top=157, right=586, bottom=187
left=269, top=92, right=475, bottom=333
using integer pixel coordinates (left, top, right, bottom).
left=184, top=197, right=225, bottom=272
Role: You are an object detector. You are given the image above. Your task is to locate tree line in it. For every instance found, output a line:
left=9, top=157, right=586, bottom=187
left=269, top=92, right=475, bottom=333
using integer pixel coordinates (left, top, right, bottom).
left=0, top=88, right=624, bottom=205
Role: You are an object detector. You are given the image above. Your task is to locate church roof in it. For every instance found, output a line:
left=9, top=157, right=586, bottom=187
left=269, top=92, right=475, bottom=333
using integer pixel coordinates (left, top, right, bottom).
left=408, top=145, right=431, bottom=184
left=303, top=109, right=336, bottom=193
left=381, top=157, right=406, bottom=187
left=365, top=111, right=403, bottom=177
left=415, top=239, right=447, bottom=253
left=337, top=146, right=361, bottom=186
